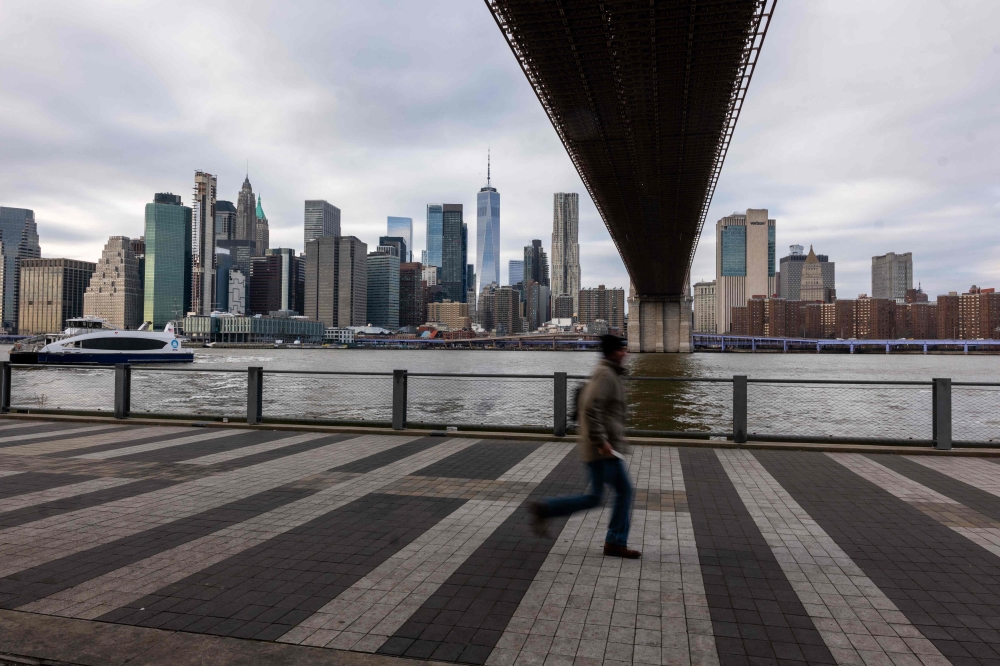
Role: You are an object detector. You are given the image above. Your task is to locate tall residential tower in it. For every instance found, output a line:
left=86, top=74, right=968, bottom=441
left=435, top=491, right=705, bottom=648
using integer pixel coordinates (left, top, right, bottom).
left=551, top=193, right=580, bottom=315
left=191, top=171, right=217, bottom=315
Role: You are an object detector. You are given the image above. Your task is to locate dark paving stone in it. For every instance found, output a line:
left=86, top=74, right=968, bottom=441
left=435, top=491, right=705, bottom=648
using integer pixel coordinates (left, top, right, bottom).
left=869, top=454, right=1000, bottom=523
left=210, top=434, right=355, bottom=472
left=109, top=430, right=339, bottom=464
left=0, top=472, right=96, bottom=500
left=0, top=478, right=175, bottom=530
left=103, top=492, right=465, bottom=640
left=757, top=450, right=1000, bottom=666
left=0, top=483, right=320, bottom=609
left=44, top=427, right=254, bottom=459
left=0, top=424, right=126, bottom=449
left=379, top=446, right=580, bottom=664
left=330, top=436, right=443, bottom=474
left=411, top=441, right=541, bottom=480
left=679, top=448, right=837, bottom=666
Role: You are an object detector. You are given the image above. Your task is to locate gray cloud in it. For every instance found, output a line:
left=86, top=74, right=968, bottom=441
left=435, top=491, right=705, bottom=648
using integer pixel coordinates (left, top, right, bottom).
left=0, top=1, right=997, bottom=303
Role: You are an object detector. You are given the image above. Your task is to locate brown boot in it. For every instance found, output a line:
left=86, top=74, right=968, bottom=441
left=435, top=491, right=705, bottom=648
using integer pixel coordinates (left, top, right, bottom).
left=604, top=542, right=641, bottom=559
left=529, top=501, right=550, bottom=537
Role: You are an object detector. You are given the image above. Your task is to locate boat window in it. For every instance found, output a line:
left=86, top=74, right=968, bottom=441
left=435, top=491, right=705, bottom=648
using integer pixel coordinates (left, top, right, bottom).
left=79, top=337, right=168, bottom=351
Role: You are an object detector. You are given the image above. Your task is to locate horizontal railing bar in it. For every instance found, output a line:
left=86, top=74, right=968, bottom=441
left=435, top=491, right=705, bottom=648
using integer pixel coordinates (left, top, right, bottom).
left=625, top=376, right=733, bottom=383
left=262, top=416, right=393, bottom=428
left=952, top=440, right=1000, bottom=448
left=262, top=369, right=394, bottom=376
left=747, top=378, right=932, bottom=386
left=951, top=382, right=1000, bottom=387
left=408, top=372, right=560, bottom=379
left=627, top=429, right=727, bottom=439
left=748, top=432, right=934, bottom=446
left=126, top=367, right=248, bottom=373
left=405, top=420, right=553, bottom=434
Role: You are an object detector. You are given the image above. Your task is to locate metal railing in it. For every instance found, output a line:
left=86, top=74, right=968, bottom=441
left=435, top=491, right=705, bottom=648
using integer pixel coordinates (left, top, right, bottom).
left=1, top=361, right=997, bottom=449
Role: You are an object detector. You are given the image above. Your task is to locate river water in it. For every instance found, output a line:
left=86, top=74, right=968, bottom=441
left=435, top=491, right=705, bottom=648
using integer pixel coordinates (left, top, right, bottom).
left=4, top=347, right=999, bottom=443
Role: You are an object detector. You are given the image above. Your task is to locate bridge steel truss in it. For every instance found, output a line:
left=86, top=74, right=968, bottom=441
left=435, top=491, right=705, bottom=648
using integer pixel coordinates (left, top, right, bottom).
left=486, top=0, right=775, bottom=299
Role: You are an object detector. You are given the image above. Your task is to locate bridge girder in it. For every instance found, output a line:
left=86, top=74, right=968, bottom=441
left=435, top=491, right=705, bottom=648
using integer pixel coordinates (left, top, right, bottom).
left=486, top=0, right=775, bottom=297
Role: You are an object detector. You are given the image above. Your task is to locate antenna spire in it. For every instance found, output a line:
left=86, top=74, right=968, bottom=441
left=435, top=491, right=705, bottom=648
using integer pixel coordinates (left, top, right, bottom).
left=487, top=148, right=491, bottom=187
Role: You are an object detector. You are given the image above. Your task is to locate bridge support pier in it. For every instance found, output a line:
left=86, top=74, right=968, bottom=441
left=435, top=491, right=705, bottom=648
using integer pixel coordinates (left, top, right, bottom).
left=626, top=296, right=692, bottom=353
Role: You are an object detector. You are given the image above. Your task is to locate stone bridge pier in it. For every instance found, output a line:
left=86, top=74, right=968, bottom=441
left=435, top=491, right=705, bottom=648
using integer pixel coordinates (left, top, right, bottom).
left=627, top=292, right=692, bottom=353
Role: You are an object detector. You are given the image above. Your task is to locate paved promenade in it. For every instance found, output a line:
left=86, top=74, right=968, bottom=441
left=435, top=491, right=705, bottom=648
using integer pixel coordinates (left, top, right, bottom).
left=1, top=419, right=1000, bottom=666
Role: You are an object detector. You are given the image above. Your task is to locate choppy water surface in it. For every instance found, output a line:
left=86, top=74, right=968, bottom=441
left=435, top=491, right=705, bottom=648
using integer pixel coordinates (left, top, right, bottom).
left=3, top=347, right=998, bottom=442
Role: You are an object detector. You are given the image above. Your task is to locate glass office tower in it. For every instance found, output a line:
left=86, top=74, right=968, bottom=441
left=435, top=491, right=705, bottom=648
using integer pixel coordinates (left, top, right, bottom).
left=144, top=193, right=192, bottom=329
left=0, top=206, right=40, bottom=331
left=476, top=159, right=500, bottom=293
left=425, top=205, right=443, bottom=268
left=387, top=216, right=413, bottom=262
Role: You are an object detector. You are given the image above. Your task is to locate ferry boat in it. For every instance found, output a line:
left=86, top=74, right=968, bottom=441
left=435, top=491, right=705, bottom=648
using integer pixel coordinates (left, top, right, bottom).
left=9, top=318, right=194, bottom=364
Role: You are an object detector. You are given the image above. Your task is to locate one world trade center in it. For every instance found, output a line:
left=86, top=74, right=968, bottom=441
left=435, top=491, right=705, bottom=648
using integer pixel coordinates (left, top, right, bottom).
left=476, top=153, right=500, bottom=293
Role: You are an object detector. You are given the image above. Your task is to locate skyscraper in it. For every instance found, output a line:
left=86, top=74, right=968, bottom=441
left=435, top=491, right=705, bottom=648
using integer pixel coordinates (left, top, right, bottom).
left=303, top=236, right=367, bottom=328
left=379, top=236, right=408, bottom=262
left=551, top=193, right=580, bottom=314
left=523, top=240, right=549, bottom=287
left=508, top=260, right=524, bottom=286
left=692, top=280, right=717, bottom=333
left=425, top=205, right=443, bottom=268
left=714, top=209, right=776, bottom=333
left=476, top=154, right=500, bottom=292
left=367, top=245, right=400, bottom=329
left=84, top=236, right=144, bottom=329
left=214, top=200, right=237, bottom=242
left=254, top=195, right=269, bottom=256
left=778, top=245, right=834, bottom=300
left=144, top=193, right=192, bottom=329
left=387, top=217, right=413, bottom=262
left=191, top=171, right=217, bottom=315
left=399, top=261, right=425, bottom=327
left=305, top=200, right=341, bottom=246
left=872, top=252, right=913, bottom=304
left=18, top=259, right=95, bottom=335
left=441, top=204, right=466, bottom=302
left=235, top=176, right=256, bottom=252
left=0, top=206, right=41, bottom=332
left=800, top=246, right=835, bottom=303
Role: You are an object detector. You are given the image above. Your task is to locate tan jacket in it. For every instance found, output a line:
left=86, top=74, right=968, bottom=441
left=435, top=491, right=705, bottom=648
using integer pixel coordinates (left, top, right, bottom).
left=577, top=359, right=628, bottom=462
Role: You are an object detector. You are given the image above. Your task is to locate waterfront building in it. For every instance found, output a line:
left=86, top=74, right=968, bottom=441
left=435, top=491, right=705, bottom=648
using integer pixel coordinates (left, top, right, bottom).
left=730, top=306, right=749, bottom=335
left=551, top=193, right=581, bottom=315
left=578, top=285, right=625, bottom=330
left=0, top=206, right=41, bottom=332
left=18, top=258, right=95, bottom=335
left=905, top=286, right=929, bottom=303
left=871, top=252, right=913, bottom=303
left=958, top=286, right=1000, bottom=340
left=214, top=200, right=237, bottom=242
left=834, top=299, right=855, bottom=339
left=477, top=282, right=498, bottom=332
left=254, top=195, right=270, bottom=256
left=399, top=262, right=426, bottom=327
left=387, top=217, right=413, bottom=262
left=715, top=209, right=776, bottom=333
left=778, top=245, right=835, bottom=301
left=854, top=296, right=896, bottom=339
left=936, top=293, right=959, bottom=339
left=799, top=246, right=835, bottom=303
left=508, top=260, right=524, bottom=286
left=552, top=294, right=574, bottom=321
left=214, top=246, right=233, bottom=312
left=440, top=206, right=467, bottom=302
left=228, top=269, right=246, bottom=315
left=83, top=236, right=143, bottom=329
left=234, top=176, right=257, bottom=253
left=909, top=302, right=936, bottom=339
left=493, top=285, right=522, bottom=335
left=303, top=236, right=367, bottom=328
left=182, top=313, right=323, bottom=344
left=476, top=156, right=500, bottom=291
left=367, top=245, right=400, bottom=329
left=425, top=204, right=443, bottom=268
left=191, top=171, right=217, bottom=316
left=379, top=236, right=408, bottom=263
left=249, top=248, right=302, bottom=316
left=324, top=327, right=355, bottom=344
left=304, top=200, right=341, bottom=246
left=693, top=280, right=716, bottom=333
left=144, top=193, right=192, bottom=329
left=523, top=240, right=549, bottom=287
left=821, top=302, right=836, bottom=338
left=523, top=281, right=551, bottom=331
left=426, top=300, right=471, bottom=330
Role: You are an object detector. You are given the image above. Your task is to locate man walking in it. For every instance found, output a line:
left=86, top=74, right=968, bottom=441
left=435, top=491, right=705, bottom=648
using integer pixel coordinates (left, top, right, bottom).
left=530, top=334, right=640, bottom=559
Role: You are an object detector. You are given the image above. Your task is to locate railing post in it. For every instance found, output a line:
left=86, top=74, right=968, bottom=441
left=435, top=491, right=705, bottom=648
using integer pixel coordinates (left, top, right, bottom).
left=247, top=366, right=263, bottom=425
left=0, top=361, right=11, bottom=413
left=733, top=375, right=747, bottom=445
left=553, top=372, right=567, bottom=437
left=932, top=377, right=952, bottom=450
left=392, top=369, right=408, bottom=430
left=114, top=364, right=131, bottom=419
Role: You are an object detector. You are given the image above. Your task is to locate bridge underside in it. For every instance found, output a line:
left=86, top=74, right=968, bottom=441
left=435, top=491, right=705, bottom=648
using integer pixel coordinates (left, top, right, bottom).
left=487, top=0, right=774, bottom=351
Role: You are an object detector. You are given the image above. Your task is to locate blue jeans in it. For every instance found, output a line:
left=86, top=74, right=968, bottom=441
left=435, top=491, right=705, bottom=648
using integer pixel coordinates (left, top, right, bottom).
left=540, top=457, right=633, bottom=547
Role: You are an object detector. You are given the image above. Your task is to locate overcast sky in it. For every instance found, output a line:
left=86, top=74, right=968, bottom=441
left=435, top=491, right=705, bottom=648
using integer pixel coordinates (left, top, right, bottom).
left=1, top=1, right=997, bottom=301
